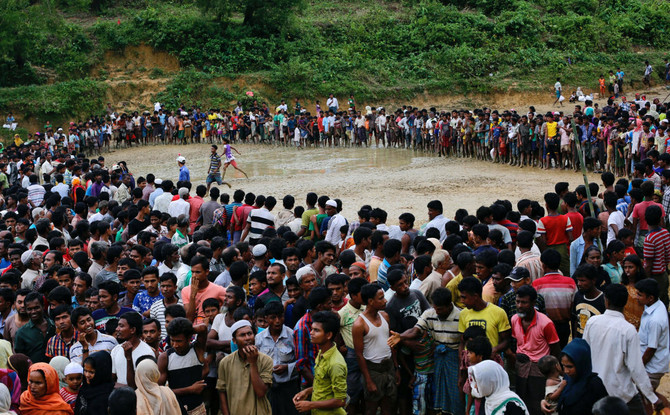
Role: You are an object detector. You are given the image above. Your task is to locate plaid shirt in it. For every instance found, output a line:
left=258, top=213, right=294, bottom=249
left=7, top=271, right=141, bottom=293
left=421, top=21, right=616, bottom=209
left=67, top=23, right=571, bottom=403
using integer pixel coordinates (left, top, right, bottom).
left=663, top=187, right=670, bottom=225
left=293, top=311, right=318, bottom=385
left=45, top=330, right=79, bottom=359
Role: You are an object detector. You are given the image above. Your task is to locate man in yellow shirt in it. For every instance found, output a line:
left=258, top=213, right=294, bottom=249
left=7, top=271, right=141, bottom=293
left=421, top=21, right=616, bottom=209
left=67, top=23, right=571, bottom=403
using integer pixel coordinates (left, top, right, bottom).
left=544, top=113, right=559, bottom=170
left=446, top=252, right=477, bottom=309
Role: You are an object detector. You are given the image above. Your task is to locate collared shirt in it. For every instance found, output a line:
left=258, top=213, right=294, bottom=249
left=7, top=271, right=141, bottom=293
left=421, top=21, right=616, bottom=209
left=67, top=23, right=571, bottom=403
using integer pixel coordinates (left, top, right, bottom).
left=415, top=306, right=460, bottom=349
left=499, top=290, right=546, bottom=321
left=45, top=330, right=80, bottom=359
left=639, top=300, right=670, bottom=374
left=69, top=330, right=118, bottom=364
left=423, top=214, right=448, bottom=242
left=216, top=350, right=273, bottom=415
left=338, top=302, right=365, bottom=349
left=583, top=310, right=658, bottom=404
left=14, top=318, right=57, bottom=363
left=511, top=311, right=559, bottom=362
left=132, top=290, right=163, bottom=314
left=311, top=345, right=347, bottom=415
left=293, top=312, right=318, bottom=385
left=255, top=325, right=298, bottom=383
left=569, top=236, right=603, bottom=277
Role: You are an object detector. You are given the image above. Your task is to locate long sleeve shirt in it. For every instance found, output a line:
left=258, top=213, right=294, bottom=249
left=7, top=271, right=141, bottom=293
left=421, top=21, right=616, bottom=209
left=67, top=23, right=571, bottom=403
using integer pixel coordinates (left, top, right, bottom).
left=583, top=310, right=659, bottom=404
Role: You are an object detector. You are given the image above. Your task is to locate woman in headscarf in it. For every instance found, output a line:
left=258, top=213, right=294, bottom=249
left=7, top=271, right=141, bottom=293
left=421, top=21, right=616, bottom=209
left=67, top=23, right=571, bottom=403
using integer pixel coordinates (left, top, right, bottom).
left=74, top=351, right=114, bottom=415
left=0, top=369, right=21, bottom=413
left=19, top=363, right=73, bottom=415
left=7, top=355, right=31, bottom=393
left=468, top=360, right=529, bottom=415
left=134, top=359, right=182, bottom=415
left=551, top=338, right=608, bottom=415
left=49, top=356, right=70, bottom=389
left=0, top=383, right=16, bottom=415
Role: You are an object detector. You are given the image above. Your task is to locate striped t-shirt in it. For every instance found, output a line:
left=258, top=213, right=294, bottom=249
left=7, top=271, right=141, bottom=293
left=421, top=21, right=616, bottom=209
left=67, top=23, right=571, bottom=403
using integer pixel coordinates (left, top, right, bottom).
left=643, top=228, right=670, bottom=275
left=415, top=306, right=460, bottom=350
left=69, top=331, right=118, bottom=364
left=532, top=273, right=577, bottom=323
left=247, top=207, right=276, bottom=244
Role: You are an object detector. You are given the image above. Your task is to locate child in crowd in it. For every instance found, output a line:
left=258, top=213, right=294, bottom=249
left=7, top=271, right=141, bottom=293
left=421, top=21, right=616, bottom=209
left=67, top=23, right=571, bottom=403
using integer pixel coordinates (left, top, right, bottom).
left=460, top=326, right=490, bottom=415
left=538, top=355, right=566, bottom=415
left=60, top=362, right=84, bottom=410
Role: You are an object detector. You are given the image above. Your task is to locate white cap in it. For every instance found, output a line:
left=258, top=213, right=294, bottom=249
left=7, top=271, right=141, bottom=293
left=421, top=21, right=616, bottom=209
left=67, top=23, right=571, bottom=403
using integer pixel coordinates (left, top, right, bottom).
left=230, top=320, right=252, bottom=336
left=325, top=200, right=337, bottom=208
left=252, top=244, right=267, bottom=257
left=64, top=362, right=83, bottom=376
left=111, top=164, right=120, bottom=171
left=21, top=250, right=33, bottom=266
left=176, top=156, right=186, bottom=163
left=154, top=178, right=162, bottom=185
left=296, top=266, right=315, bottom=282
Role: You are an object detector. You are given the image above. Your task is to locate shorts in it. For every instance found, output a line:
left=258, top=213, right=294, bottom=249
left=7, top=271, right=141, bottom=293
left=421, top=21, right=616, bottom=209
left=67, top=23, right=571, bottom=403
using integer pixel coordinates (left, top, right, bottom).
left=561, top=144, right=570, bottom=153
left=225, top=159, right=238, bottom=168
left=206, top=173, right=222, bottom=185
left=556, top=90, right=561, bottom=98
left=364, top=359, right=396, bottom=402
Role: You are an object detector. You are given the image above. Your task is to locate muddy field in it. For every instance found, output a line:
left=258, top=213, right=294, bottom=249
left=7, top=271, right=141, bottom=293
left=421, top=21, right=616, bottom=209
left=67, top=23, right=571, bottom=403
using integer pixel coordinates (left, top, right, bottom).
left=114, top=143, right=586, bottom=225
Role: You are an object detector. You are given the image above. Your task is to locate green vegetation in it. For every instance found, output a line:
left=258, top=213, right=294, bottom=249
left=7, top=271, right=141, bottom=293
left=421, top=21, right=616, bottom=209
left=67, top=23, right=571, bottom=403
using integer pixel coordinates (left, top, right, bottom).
left=0, top=0, right=668, bottom=120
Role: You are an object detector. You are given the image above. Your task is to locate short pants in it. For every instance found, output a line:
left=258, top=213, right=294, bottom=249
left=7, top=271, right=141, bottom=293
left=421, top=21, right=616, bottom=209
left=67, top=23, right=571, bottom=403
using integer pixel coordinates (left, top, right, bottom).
left=364, top=358, right=396, bottom=402
left=206, top=173, right=222, bottom=185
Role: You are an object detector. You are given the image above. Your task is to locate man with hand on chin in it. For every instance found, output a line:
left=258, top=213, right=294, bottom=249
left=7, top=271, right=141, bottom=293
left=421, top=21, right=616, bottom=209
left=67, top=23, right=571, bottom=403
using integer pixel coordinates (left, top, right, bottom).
left=69, top=307, right=118, bottom=364
left=217, top=320, right=273, bottom=415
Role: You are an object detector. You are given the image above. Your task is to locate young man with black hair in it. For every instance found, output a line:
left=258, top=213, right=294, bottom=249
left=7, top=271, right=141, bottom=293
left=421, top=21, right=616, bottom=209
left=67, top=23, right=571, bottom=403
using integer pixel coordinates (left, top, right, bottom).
left=294, top=286, right=332, bottom=387
left=353, top=283, right=398, bottom=415
left=14, top=292, right=56, bottom=363
left=388, top=287, right=462, bottom=415
left=293, top=311, right=347, bottom=414
left=642, top=204, right=670, bottom=306
left=142, top=317, right=162, bottom=352
left=325, top=273, right=349, bottom=312
left=183, top=255, right=226, bottom=324
left=92, top=280, right=134, bottom=334
left=118, top=269, right=142, bottom=308
left=376, top=239, right=402, bottom=291
left=133, top=266, right=162, bottom=316
left=158, top=317, right=208, bottom=415
left=111, top=311, right=156, bottom=387
left=45, top=304, right=79, bottom=359
left=255, top=301, right=301, bottom=415
left=69, top=306, right=118, bottom=364
left=569, top=216, right=603, bottom=277
left=254, top=262, right=290, bottom=312
left=571, top=264, right=606, bottom=339
left=0, top=288, right=15, bottom=338
left=584, top=284, right=664, bottom=414
left=537, top=192, right=573, bottom=276
left=311, top=241, right=336, bottom=284
left=635, top=278, right=670, bottom=393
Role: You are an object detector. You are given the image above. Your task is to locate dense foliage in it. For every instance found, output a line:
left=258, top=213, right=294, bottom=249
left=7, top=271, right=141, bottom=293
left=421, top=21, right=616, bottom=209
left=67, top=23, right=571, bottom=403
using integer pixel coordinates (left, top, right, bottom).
left=0, top=0, right=668, bottom=118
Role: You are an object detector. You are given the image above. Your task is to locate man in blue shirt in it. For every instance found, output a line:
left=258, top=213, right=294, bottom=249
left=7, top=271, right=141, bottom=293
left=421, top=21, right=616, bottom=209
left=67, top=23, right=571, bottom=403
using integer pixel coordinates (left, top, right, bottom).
left=177, top=156, right=190, bottom=182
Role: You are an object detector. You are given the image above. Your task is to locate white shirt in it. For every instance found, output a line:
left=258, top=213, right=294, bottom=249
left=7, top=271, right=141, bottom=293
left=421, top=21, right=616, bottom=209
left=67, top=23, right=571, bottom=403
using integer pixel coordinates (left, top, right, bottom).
left=326, top=97, right=339, bottom=110
left=583, top=310, right=658, bottom=404
left=69, top=331, right=118, bottom=364
left=325, top=213, right=347, bottom=246
left=554, top=81, right=562, bottom=91
left=168, top=198, right=190, bottom=219
left=424, top=214, right=448, bottom=242
left=111, top=340, right=154, bottom=385
left=639, top=300, right=670, bottom=374
left=607, top=210, right=625, bottom=245
left=154, top=192, right=173, bottom=213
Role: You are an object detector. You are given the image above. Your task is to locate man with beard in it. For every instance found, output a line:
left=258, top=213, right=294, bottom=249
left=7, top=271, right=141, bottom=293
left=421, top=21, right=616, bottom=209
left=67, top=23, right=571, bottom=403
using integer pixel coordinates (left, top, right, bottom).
left=3, top=287, right=28, bottom=345
left=254, top=263, right=290, bottom=311
left=142, top=317, right=162, bottom=352
left=510, top=285, right=560, bottom=415
left=217, top=320, right=273, bottom=415
left=69, top=307, right=118, bottom=364
left=311, top=241, right=336, bottom=284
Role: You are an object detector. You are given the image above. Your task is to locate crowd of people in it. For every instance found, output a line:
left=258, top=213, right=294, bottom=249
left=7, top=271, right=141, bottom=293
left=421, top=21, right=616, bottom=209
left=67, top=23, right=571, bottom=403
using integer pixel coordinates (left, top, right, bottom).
left=0, top=128, right=666, bottom=415
left=11, top=88, right=670, bottom=179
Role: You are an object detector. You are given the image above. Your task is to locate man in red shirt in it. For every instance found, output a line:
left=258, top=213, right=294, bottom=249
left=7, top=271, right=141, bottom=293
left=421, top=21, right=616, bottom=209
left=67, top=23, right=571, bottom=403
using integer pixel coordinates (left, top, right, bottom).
left=231, top=192, right=256, bottom=244
left=633, top=181, right=665, bottom=248
left=562, top=192, right=584, bottom=237
left=511, top=285, right=560, bottom=415
left=537, top=193, right=573, bottom=276
left=643, top=205, right=670, bottom=306
left=188, top=185, right=206, bottom=233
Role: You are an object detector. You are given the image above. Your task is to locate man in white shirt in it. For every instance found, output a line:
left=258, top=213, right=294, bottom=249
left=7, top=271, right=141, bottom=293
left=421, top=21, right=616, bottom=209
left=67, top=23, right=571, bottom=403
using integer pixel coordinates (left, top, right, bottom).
left=324, top=199, right=347, bottom=247
left=635, top=278, right=670, bottom=392
left=110, top=311, right=155, bottom=387
left=583, top=284, right=664, bottom=414
left=326, top=94, right=339, bottom=113
left=39, top=153, right=54, bottom=184
left=423, top=200, right=448, bottom=242
left=153, top=181, right=174, bottom=213
left=168, top=187, right=190, bottom=219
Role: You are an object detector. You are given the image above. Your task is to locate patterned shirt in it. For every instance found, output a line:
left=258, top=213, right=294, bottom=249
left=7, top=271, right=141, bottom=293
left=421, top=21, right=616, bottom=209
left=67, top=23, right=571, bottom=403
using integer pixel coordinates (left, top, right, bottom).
left=45, top=330, right=80, bottom=359
left=415, top=306, right=460, bottom=350
left=532, top=273, right=576, bottom=323
left=499, top=290, right=546, bottom=321
left=209, top=153, right=221, bottom=175
left=132, top=290, right=163, bottom=314
left=293, top=311, right=318, bottom=385
left=643, top=227, right=670, bottom=275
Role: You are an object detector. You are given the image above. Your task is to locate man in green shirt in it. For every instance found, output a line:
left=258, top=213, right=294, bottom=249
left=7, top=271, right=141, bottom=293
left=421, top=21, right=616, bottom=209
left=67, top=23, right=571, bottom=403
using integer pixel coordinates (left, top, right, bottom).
left=14, top=291, right=56, bottom=363
left=298, top=192, right=319, bottom=239
left=293, top=311, right=347, bottom=414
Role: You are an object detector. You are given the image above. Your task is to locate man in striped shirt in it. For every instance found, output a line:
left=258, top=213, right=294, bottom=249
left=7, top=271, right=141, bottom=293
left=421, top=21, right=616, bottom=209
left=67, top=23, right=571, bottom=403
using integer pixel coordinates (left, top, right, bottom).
left=532, top=249, right=576, bottom=348
left=643, top=205, right=670, bottom=306
left=241, top=196, right=277, bottom=245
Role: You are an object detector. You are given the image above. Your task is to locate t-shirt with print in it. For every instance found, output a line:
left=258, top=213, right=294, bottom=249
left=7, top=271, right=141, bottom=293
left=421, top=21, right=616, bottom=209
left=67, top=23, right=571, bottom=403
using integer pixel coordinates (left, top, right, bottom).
left=571, top=291, right=606, bottom=338
left=458, top=303, right=511, bottom=348
left=386, top=290, right=430, bottom=333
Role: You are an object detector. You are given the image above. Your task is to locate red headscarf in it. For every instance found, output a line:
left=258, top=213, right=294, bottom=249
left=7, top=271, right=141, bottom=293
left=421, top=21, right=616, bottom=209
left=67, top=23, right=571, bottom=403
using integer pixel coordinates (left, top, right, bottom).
left=19, top=363, right=73, bottom=415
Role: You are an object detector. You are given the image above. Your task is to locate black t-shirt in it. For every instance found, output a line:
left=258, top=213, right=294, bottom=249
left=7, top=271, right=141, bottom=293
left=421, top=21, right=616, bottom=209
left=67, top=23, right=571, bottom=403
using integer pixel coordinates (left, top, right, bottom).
left=128, top=217, right=150, bottom=237
left=571, top=290, right=606, bottom=338
left=386, top=289, right=430, bottom=333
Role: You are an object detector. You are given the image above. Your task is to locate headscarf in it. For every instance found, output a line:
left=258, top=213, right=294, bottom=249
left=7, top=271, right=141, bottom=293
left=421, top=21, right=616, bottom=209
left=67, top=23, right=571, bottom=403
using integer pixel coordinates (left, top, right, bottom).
left=559, top=338, right=600, bottom=408
left=0, top=383, right=16, bottom=415
left=74, top=352, right=114, bottom=415
left=134, top=359, right=181, bottom=415
left=19, top=363, right=73, bottom=415
left=0, top=370, right=21, bottom=412
left=7, top=355, right=31, bottom=393
left=468, top=360, right=529, bottom=415
left=48, top=357, right=69, bottom=389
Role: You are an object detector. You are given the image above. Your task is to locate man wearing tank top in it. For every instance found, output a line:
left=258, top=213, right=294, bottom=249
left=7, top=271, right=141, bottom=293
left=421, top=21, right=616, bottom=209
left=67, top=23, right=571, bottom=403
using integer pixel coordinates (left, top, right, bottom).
left=352, top=283, right=399, bottom=415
